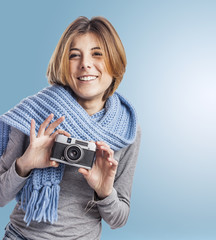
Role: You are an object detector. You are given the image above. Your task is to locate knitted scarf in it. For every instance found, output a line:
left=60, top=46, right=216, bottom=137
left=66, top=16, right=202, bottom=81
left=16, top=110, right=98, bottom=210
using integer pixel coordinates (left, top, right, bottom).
left=0, top=84, right=137, bottom=226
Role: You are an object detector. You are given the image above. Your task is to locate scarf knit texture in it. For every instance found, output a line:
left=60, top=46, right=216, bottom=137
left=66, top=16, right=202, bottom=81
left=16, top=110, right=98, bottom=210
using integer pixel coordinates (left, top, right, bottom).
left=0, top=84, right=137, bottom=226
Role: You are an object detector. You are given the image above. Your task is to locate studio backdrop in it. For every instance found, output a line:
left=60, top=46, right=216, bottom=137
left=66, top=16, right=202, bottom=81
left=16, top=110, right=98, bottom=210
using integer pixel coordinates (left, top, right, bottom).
left=0, top=1, right=216, bottom=239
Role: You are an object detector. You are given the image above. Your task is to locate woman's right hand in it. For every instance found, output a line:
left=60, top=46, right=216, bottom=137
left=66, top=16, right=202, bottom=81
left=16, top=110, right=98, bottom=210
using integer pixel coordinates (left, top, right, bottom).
left=15, top=114, right=70, bottom=177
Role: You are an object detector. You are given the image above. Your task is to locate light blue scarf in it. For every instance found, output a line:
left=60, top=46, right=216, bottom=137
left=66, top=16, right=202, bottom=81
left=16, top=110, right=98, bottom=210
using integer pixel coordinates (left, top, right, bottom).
left=0, top=84, right=137, bottom=225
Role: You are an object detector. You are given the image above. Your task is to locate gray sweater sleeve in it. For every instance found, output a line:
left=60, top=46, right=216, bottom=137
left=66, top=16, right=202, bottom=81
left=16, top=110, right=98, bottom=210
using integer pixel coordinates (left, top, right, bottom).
left=0, top=127, right=29, bottom=207
left=93, top=126, right=141, bottom=229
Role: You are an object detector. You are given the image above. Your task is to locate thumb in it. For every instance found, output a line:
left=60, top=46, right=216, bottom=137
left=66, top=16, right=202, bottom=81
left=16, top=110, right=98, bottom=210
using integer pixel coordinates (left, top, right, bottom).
left=49, top=160, right=59, bottom=168
left=78, top=168, right=90, bottom=178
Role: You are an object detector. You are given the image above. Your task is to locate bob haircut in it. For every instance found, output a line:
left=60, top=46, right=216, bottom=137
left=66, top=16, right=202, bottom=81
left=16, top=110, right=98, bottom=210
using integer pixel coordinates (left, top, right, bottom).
left=47, top=16, right=127, bottom=100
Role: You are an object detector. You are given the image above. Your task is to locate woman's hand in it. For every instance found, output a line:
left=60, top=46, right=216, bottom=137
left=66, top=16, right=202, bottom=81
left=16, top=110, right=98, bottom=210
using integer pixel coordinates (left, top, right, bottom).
left=78, top=141, right=118, bottom=199
left=16, top=114, right=70, bottom=177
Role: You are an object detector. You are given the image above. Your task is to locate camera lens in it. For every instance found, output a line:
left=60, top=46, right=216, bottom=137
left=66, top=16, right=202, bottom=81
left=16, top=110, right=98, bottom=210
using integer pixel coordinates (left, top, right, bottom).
left=65, top=145, right=82, bottom=162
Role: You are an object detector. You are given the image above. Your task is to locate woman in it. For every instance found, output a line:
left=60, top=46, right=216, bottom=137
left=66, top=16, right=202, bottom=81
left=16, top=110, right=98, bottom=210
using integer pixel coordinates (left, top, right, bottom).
left=0, top=16, right=141, bottom=239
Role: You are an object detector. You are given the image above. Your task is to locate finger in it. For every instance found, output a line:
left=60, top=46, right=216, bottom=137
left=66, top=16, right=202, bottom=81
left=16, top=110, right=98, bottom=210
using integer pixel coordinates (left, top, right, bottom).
left=107, top=157, right=118, bottom=167
left=96, top=141, right=113, bottom=152
left=51, top=129, right=71, bottom=139
left=96, top=146, right=109, bottom=160
left=45, top=116, right=65, bottom=136
left=95, top=146, right=103, bottom=159
left=30, top=119, right=36, bottom=143
left=96, top=142, right=114, bottom=158
left=37, top=113, right=54, bottom=137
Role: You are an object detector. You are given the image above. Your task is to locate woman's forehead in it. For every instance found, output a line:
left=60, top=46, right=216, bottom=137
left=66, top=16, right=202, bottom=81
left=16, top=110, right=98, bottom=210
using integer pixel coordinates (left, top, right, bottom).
left=70, top=32, right=103, bottom=49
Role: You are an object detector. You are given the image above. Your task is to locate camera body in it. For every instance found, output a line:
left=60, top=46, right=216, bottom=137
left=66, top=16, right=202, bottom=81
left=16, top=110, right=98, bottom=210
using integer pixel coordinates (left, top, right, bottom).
left=50, top=135, right=96, bottom=169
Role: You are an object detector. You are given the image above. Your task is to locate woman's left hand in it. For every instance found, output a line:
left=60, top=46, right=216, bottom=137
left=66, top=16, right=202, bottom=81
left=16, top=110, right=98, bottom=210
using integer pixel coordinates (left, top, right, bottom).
left=78, top=141, right=118, bottom=199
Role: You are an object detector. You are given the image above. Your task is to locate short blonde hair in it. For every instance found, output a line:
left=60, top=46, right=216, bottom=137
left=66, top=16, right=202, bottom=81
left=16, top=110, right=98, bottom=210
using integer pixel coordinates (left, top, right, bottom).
left=47, top=16, right=127, bottom=100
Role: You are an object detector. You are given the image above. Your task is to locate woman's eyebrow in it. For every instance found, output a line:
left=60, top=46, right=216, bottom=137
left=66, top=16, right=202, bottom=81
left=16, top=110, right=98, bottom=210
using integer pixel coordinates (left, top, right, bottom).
left=91, top=47, right=101, bottom=50
left=70, top=47, right=101, bottom=51
left=70, top=48, right=79, bottom=51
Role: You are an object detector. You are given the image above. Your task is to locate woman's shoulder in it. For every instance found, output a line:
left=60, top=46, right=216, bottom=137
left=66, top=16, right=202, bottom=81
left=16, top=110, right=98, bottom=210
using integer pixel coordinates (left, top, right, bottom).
left=137, top=124, right=142, bottom=136
left=114, top=124, right=141, bottom=159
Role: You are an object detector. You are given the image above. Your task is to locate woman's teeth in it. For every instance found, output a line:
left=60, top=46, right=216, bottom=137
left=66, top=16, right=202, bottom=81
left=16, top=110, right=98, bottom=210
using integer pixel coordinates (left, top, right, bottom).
left=78, top=76, right=97, bottom=81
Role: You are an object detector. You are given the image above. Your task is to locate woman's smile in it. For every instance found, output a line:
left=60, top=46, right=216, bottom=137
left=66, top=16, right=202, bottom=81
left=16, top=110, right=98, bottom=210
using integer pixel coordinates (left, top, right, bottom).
left=77, top=75, right=98, bottom=82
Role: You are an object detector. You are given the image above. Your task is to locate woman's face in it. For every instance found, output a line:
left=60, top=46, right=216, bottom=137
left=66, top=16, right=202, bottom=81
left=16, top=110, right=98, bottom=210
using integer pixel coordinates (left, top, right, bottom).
left=69, top=33, right=112, bottom=107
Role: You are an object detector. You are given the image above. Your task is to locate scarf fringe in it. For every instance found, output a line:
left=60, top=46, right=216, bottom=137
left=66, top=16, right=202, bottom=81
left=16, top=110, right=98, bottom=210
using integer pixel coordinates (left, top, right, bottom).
left=16, top=173, right=59, bottom=226
left=18, top=183, right=60, bottom=226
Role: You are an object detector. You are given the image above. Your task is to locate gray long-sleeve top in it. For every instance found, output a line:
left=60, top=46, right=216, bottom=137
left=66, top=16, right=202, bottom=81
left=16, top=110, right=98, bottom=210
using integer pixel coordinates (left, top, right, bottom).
left=0, top=126, right=141, bottom=240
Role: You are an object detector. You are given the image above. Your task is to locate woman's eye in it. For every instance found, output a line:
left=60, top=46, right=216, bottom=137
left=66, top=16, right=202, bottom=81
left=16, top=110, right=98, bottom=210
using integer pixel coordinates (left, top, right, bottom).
left=93, top=52, right=103, bottom=56
left=69, top=53, right=80, bottom=59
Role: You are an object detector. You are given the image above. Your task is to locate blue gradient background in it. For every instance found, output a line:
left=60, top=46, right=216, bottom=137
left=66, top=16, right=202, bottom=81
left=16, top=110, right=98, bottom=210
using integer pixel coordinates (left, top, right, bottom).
left=0, top=1, right=216, bottom=239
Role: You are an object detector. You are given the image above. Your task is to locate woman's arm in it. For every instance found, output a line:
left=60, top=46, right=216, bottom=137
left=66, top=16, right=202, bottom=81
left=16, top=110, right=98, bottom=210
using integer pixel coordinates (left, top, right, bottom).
left=95, top=126, right=141, bottom=229
left=0, top=127, right=29, bottom=207
left=82, top=126, right=142, bottom=229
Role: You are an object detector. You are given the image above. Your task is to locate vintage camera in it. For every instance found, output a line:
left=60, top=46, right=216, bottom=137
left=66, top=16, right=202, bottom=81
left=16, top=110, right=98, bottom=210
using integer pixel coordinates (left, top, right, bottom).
left=50, top=135, right=96, bottom=169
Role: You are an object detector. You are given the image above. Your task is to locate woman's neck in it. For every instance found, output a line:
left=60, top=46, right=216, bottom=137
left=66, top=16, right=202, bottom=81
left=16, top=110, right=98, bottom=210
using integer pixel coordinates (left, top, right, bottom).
left=77, top=98, right=105, bottom=116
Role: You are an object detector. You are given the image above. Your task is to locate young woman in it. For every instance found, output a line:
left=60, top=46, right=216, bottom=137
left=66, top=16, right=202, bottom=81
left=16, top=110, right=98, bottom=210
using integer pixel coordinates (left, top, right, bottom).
left=0, top=16, right=141, bottom=240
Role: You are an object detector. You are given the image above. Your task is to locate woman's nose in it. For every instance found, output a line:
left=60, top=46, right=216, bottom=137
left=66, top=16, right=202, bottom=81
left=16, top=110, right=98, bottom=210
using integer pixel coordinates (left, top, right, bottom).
left=80, top=56, right=92, bottom=69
